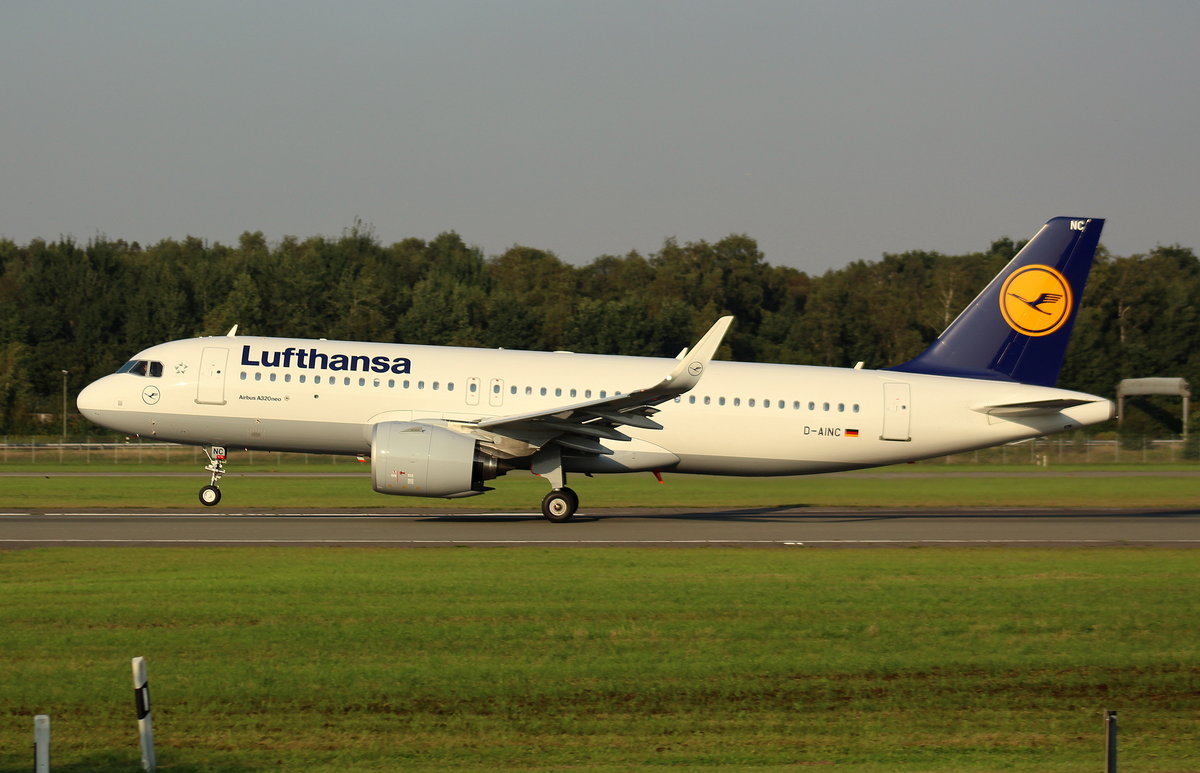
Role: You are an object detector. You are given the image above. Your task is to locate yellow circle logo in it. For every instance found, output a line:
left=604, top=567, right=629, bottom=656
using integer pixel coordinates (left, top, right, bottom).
left=999, top=264, right=1072, bottom=337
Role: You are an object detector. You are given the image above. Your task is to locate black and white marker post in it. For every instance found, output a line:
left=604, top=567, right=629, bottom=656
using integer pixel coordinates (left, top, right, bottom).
left=132, top=657, right=156, bottom=771
left=33, top=714, right=50, bottom=773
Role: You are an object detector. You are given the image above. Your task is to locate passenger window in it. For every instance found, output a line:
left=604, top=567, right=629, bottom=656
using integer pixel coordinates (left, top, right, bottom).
left=719, top=397, right=726, bottom=406
left=269, top=373, right=277, bottom=382
left=358, top=377, right=366, bottom=386
left=749, top=399, right=756, bottom=407
left=299, top=375, right=306, bottom=384
left=764, top=399, right=770, bottom=408
left=239, top=372, right=247, bottom=381
left=254, top=372, right=262, bottom=382
left=838, top=403, right=845, bottom=412
left=688, top=396, right=696, bottom=404
left=808, top=401, right=815, bottom=410
left=823, top=402, right=830, bottom=411
left=315, top=375, right=322, bottom=384
left=433, top=381, right=440, bottom=390
left=733, top=398, right=741, bottom=407
left=703, top=396, right=711, bottom=405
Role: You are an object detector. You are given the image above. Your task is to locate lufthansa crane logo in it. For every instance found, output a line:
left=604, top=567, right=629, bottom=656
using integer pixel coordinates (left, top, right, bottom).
left=999, top=264, right=1073, bottom=337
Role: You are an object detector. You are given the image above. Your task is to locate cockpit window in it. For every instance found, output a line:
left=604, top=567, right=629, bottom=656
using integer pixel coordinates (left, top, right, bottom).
left=116, top=360, right=163, bottom=377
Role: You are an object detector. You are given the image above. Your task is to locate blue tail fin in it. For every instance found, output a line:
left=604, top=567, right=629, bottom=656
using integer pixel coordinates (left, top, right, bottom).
left=888, top=217, right=1104, bottom=387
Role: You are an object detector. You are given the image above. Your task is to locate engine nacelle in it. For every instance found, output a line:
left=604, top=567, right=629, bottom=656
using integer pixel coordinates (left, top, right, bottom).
left=371, top=421, right=499, bottom=498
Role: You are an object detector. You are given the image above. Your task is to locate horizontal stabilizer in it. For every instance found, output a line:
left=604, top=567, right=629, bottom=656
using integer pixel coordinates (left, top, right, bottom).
left=973, top=398, right=1095, bottom=417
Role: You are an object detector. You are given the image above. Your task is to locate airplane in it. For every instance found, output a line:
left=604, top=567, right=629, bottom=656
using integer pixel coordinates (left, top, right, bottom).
left=77, top=216, right=1114, bottom=522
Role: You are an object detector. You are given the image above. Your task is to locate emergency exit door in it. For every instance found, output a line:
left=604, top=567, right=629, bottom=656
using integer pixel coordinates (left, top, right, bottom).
left=881, top=382, right=911, bottom=441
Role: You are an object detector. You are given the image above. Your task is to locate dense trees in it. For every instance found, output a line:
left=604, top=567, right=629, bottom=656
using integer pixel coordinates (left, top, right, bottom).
left=1, top=228, right=1195, bottom=436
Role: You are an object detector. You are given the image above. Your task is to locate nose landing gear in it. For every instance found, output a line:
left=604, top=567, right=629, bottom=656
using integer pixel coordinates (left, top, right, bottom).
left=199, top=446, right=226, bottom=507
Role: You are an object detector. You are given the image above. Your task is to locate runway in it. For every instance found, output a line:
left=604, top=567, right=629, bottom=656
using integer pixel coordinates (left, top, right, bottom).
left=2, top=506, right=1198, bottom=547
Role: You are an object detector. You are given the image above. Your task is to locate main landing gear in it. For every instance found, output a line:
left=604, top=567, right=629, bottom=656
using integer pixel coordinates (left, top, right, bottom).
left=199, top=446, right=226, bottom=507
left=541, top=487, right=579, bottom=523
left=533, top=447, right=578, bottom=523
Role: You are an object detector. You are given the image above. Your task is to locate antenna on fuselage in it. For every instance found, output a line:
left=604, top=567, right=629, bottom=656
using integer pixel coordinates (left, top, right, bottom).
left=226, top=324, right=239, bottom=337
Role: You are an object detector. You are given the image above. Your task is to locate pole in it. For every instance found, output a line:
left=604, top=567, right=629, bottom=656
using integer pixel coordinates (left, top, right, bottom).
left=34, top=714, right=50, bottom=773
left=1105, top=710, right=1117, bottom=773
left=132, top=657, right=156, bottom=771
left=61, top=370, right=69, bottom=441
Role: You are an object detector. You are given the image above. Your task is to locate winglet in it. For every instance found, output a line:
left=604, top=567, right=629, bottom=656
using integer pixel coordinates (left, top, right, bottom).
left=660, top=315, right=733, bottom=393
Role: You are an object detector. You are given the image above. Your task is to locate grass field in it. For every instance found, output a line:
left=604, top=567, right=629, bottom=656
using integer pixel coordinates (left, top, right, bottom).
left=3, top=463, right=1199, bottom=510
left=1, top=548, right=1198, bottom=772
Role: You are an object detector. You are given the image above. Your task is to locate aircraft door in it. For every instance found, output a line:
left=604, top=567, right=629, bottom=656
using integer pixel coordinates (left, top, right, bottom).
left=466, top=377, right=481, bottom=406
left=196, top=347, right=229, bottom=405
left=881, top=382, right=911, bottom=441
left=488, top=378, right=505, bottom=407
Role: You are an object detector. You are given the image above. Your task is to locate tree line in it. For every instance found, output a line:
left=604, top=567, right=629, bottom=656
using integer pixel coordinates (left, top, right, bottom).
left=1, top=225, right=1196, bottom=436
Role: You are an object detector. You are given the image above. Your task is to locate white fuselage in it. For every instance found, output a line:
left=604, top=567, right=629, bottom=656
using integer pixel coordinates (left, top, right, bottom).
left=77, top=335, right=1115, bottom=476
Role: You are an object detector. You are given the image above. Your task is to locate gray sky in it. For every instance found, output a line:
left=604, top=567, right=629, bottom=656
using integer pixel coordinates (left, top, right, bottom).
left=3, top=1, right=1197, bottom=272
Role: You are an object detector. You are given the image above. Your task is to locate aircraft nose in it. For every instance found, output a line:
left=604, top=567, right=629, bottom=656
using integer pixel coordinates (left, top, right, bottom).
left=76, top=377, right=111, bottom=424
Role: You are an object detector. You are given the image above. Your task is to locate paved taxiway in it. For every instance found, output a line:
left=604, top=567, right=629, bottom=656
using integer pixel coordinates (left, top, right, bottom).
left=2, top=507, right=1198, bottom=547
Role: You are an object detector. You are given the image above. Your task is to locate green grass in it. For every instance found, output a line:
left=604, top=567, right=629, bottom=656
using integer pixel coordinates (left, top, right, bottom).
left=2, top=466, right=1198, bottom=509
left=0, top=548, right=1197, bottom=771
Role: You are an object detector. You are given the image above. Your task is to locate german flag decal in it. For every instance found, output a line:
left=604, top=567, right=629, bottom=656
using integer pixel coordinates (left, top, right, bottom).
left=845, top=429, right=860, bottom=438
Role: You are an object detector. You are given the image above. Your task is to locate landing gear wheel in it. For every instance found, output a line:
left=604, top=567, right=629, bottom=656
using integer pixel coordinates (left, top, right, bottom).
left=199, top=484, right=222, bottom=507
left=541, top=487, right=578, bottom=523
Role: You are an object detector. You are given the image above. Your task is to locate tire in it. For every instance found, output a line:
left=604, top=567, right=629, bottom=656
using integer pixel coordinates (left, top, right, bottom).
left=199, top=485, right=222, bottom=507
left=541, top=487, right=578, bottom=523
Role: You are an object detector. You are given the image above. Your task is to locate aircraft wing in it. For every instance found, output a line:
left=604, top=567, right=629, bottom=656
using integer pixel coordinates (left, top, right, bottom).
left=472, top=316, right=733, bottom=455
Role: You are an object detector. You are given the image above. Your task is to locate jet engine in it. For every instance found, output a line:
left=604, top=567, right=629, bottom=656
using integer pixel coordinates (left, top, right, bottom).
left=371, top=421, right=501, bottom=498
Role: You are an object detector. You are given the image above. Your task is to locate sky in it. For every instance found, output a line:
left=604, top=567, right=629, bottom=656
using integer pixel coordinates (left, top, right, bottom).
left=2, top=1, right=1198, bottom=273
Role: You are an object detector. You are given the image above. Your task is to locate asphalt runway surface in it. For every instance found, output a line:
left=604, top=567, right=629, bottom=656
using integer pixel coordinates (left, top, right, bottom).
left=2, top=506, right=1198, bottom=548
